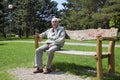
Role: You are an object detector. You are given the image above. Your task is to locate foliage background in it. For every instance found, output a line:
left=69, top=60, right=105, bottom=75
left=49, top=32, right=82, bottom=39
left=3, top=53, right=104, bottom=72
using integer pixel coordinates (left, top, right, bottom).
left=0, top=0, right=120, bottom=38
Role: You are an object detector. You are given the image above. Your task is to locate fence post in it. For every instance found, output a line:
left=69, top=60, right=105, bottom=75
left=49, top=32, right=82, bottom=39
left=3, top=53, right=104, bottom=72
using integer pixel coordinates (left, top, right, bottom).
left=34, top=34, right=39, bottom=49
left=108, top=40, right=115, bottom=73
left=96, top=36, right=103, bottom=79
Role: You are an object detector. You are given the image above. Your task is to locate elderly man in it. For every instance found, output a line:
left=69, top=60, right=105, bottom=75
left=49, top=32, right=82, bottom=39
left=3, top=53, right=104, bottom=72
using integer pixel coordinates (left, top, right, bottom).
left=33, top=18, right=65, bottom=74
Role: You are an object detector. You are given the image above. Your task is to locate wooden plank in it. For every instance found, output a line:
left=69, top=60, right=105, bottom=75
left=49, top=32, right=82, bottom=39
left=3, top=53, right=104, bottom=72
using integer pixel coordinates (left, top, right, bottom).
left=101, top=37, right=118, bottom=41
left=56, top=49, right=109, bottom=56
left=66, top=28, right=118, bottom=41
left=56, top=50, right=96, bottom=56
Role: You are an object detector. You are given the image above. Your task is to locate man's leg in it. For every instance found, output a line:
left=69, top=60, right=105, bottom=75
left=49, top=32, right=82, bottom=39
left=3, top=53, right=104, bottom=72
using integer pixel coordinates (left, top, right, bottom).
left=35, top=44, right=49, bottom=68
left=34, top=44, right=49, bottom=73
left=46, top=45, right=60, bottom=69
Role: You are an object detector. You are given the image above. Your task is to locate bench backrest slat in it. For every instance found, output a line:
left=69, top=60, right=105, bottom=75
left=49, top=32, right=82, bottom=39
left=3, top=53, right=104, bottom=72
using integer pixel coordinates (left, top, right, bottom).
left=65, top=28, right=118, bottom=41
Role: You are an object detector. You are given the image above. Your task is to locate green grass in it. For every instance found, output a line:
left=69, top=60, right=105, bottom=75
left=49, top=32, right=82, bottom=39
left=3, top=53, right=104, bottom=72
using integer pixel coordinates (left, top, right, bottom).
left=0, top=40, right=120, bottom=80
left=0, top=36, right=34, bottom=41
left=66, top=39, right=120, bottom=44
left=0, top=42, right=35, bottom=80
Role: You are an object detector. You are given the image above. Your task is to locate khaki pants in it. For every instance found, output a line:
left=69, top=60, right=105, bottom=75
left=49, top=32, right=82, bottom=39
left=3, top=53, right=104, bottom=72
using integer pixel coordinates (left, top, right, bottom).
left=35, top=43, right=60, bottom=69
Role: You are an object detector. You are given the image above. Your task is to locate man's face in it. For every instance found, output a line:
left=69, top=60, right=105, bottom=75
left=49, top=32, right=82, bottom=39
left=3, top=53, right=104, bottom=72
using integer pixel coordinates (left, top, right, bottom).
left=51, top=20, right=58, bottom=29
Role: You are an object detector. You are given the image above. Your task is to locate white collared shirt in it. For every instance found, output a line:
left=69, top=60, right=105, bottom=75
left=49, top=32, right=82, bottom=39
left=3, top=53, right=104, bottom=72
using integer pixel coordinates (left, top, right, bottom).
left=39, top=26, right=65, bottom=47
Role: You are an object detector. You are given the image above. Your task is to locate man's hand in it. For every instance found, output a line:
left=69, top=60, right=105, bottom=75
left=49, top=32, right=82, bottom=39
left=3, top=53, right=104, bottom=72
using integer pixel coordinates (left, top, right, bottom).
left=48, top=43, right=54, bottom=48
left=33, top=34, right=42, bottom=41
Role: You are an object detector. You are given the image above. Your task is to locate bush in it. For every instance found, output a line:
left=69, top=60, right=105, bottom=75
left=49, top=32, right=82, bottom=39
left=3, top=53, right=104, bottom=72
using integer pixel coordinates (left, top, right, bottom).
left=6, top=34, right=16, bottom=37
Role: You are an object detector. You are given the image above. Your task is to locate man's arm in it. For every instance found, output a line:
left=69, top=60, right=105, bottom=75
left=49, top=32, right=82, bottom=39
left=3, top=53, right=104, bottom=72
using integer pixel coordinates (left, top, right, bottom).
left=38, top=29, right=49, bottom=41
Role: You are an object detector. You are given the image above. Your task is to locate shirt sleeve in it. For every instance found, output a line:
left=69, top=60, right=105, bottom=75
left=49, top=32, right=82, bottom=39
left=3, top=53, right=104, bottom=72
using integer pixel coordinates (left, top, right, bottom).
left=39, top=29, right=49, bottom=38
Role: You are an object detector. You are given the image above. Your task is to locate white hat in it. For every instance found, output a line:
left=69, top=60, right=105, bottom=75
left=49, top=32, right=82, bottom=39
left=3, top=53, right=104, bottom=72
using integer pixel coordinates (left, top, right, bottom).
left=51, top=17, right=61, bottom=22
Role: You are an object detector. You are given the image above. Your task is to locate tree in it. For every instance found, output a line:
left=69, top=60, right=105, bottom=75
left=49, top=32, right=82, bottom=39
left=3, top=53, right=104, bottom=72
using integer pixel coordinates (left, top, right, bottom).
left=24, top=0, right=59, bottom=38
left=61, top=0, right=120, bottom=30
left=0, top=0, right=8, bottom=38
left=13, top=0, right=59, bottom=38
left=34, top=0, right=59, bottom=32
left=13, top=0, right=28, bottom=38
left=93, top=0, right=120, bottom=29
left=61, top=0, right=99, bottom=30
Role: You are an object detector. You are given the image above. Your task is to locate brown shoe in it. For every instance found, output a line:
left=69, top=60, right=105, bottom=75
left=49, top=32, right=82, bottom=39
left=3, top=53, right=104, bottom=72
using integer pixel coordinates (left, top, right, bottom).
left=43, top=68, right=52, bottom=74
left=33, top=68, right=43, bottom=73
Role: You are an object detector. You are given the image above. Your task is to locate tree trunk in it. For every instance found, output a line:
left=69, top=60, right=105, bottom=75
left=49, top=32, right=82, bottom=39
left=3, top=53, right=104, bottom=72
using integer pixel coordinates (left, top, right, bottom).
left=18, top=27, right=22, bottom=38
left=1, top=28, right=6, bottom=38
left=26, top=27, right=29, bottom=38
left=2, top=32, right=6, bottom=38
left=114, top=16, right=117, bottom=28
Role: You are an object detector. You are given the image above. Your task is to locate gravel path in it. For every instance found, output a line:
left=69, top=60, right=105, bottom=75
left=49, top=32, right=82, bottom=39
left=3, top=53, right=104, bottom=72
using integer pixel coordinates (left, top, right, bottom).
left=8, top=68, right=90, bottom=80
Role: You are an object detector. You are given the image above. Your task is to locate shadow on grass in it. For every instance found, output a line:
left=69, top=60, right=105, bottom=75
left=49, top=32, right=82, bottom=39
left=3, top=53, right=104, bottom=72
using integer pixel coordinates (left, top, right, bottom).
left=52, top=62, right=120, bottom=79
left=0, top=43, right=7, bottom=45
left=104, top=72, right=120, bottom=80
left=52, top=62, right=96, bottom=78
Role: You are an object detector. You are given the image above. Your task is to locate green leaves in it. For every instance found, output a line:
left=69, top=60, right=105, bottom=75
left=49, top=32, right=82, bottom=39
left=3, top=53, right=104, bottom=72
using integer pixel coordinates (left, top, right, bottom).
left=61, top=0, right=120, bottom=29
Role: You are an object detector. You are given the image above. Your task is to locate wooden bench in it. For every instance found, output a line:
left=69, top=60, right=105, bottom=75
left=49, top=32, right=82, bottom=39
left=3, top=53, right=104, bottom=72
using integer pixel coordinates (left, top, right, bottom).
left=34, top=28, right=118, bottom=79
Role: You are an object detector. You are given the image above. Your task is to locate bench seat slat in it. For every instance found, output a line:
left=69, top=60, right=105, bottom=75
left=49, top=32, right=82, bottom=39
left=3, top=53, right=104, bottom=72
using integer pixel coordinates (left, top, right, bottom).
left=56, top=49, right=109, bottom=56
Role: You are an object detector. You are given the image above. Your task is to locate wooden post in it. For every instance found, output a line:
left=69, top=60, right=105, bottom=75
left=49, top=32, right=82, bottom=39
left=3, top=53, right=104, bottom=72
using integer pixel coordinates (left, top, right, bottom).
left=34, top=34, right=39, bottom=49
left=108, top=41, right=115, bottom=73
left=96, top=36, right=103, bottom=79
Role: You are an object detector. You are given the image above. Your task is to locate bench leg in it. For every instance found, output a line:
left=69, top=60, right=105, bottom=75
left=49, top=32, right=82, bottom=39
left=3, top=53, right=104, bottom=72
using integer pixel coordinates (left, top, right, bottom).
left=96, top=36, right=103, bottom=79
left=97, top=58, right=103, bottom=79
left=108, top=41, right=115, bottom=73
left=108, top=54, right=115, bottom=73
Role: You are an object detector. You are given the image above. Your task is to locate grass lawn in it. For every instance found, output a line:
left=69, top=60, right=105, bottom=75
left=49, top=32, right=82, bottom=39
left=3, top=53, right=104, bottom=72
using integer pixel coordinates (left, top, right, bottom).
left=0, top=39, right=120, bottom=80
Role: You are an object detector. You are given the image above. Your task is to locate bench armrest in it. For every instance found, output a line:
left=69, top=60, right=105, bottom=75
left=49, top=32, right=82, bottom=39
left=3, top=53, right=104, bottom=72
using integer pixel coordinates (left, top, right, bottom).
left=99, top=37, right=118, bottom=41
